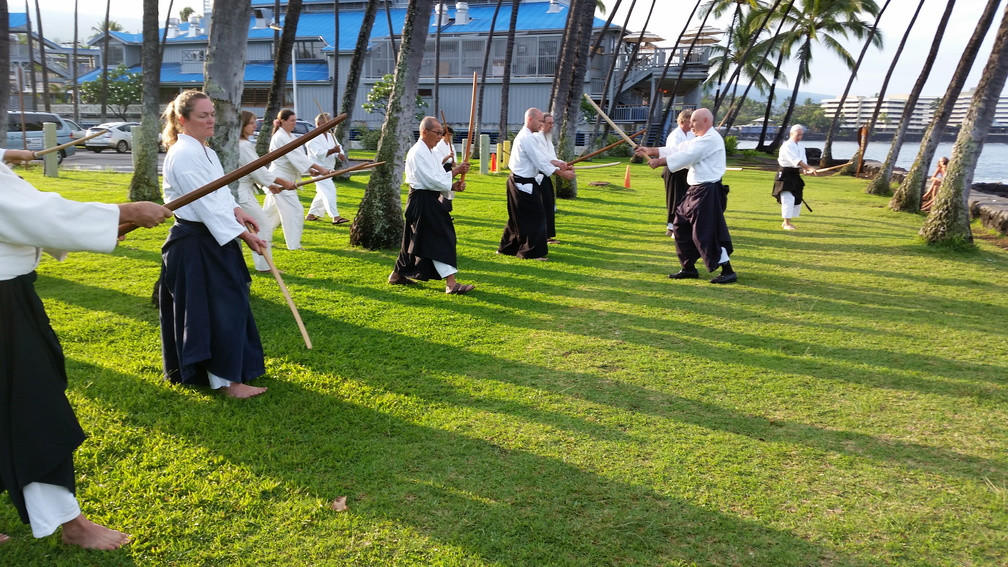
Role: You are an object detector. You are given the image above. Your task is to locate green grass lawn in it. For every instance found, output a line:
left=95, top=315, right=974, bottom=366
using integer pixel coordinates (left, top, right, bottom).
left=2, top=160, right=1006, bottom=566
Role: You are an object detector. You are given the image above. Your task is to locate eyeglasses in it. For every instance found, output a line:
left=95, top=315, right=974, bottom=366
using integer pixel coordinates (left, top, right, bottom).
left=426, top=129, right=444, bottom=136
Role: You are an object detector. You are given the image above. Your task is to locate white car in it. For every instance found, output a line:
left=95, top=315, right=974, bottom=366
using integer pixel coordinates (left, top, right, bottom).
left=85, top=122, right=139, bottom=153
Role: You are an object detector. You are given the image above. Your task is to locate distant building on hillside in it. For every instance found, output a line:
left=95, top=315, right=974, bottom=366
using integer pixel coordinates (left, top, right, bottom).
left=820, top=89, right=1008, bottom=134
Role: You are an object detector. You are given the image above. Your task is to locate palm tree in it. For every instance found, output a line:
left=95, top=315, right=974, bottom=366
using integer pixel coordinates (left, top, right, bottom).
left=585, top=0, right=640, bottom=151
left=100, top=0, right=111, bottom=122
left=499, top=0, right=520, bottom=141
left=433, top=0, right=445, bottom=117
left=553, top=0, right=598, bottom=199
left=862, top=0, right=935, bottom=196
left=257, top=0, right=304, bottom=156
left=90, top=19, right=123, bottom=36
left=712, top=0, right=786, bottom=118
left=73, top=0, right=79, bottom=123
left=711, top=0, right=760, bottom=108
left=476, top=0, right=504, bottom=140
left=33, top=0, right=49, bottom=111
left=920, top=3, right=1008, bottom=245
left=0, top=0, right=10, bottom=140
left=24, top=1, right=36, bottom=111
left=331, top=0, right=339, bottom=116
left=128, top=0, right=167, bottom=202
left=335, top=0, right=378, bottom=145
left=707, top=7, right=777, bottom=131
left=822, top=0, right=890, bottom=169
left=890, top=0, right=999, bottom=211
left=179, top=6, right=195, bottom=21
left=352, top=0, right=434, bottom=249
left=767, top=0, right=880, bottom=153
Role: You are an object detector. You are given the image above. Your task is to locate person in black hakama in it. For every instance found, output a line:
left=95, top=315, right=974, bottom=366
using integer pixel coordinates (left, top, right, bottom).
left=638, top=108, right=738, bottom=284
left=0, top=148, right=172, bottom=549
left=388, top=116, right=475, bottom=294
left=498, top=108, right=575, bottom=260
left=158, top=91, right=271, bottom=398
left=773, top=124, right=817, bottom=231
left=638, top=110, right=695, bottom=236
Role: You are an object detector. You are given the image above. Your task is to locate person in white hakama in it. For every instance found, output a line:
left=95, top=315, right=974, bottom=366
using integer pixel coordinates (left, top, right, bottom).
left=0, top=148, right=171, bottom=549
left=774, top=124, right=817, bottom=231
left=237, top=111, right=296, bottom=272
left=305, top=112, right=350, bottom=225
left=260, top=109, right=330, bottom=252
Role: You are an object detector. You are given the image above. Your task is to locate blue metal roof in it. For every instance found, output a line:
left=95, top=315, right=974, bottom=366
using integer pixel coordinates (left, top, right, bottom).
left=8, top=12, right=27, bottom=29
left=78, top=61, right=330, bottom=85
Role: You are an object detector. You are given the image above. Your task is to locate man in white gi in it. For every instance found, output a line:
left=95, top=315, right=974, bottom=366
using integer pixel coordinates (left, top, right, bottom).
left=774, top=124, right=817, bottom=231
left=0, top=148, right=172, bottom=549
left=535, top=113, right=563, bottom=244
left=434, top=126, right=457, bottom=170
left=388, top=116, right=475, bottom=294
left=637, top=110, right=694, bottom=236
left=498, top=108, right=574, bottom=260
left=638, top=108, right=737, bottom=284
left=305, top=112, right=350, bottom=225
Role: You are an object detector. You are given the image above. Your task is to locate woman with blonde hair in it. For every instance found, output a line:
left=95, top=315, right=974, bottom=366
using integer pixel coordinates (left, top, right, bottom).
left=921, top=156, right=949, bottom=212
left=259, top=109, right=330, bottom=252
left=237, top=110, right=295, bottom=271
left=158, top=90, right=270, bottom=399
left=305, top=112, right=349, bottom=225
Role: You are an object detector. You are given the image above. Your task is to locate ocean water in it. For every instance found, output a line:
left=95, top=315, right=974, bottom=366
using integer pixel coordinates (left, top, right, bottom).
left=739, top=140, right=1007, bottom=184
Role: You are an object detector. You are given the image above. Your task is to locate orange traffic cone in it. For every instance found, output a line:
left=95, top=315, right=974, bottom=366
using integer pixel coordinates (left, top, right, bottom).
left=624, top=164, right=632, bottom=188
left=490, top=152, right=497, bottom=173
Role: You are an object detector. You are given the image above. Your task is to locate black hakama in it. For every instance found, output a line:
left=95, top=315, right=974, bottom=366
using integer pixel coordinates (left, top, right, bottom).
left=541, top=175, right=557, bottom=239
left=772, top=167, right=804, bottom=204
left=0, top=272, right=83, bottom=523
left=498, top=174, right=549, bottom=259
left=394, top=189, right=458, bottom=281
left=159, top=220, right=265, bottom=387
left=673, top=181, right=734, bottom=273
left=662, top=167, right=690, bottom=226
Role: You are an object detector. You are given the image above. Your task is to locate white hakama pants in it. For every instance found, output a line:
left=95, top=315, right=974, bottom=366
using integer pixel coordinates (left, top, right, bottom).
left=261, top=190, right=304, bottom=251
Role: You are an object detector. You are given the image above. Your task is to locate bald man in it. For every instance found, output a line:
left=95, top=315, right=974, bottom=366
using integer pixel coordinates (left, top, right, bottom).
left=637, top=108, right=736, bottom=284
left=498, top=108, right=575, bottom=260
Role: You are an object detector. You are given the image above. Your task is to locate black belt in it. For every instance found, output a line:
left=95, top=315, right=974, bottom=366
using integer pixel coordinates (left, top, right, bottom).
left=511, top=174, right=538, bottom=184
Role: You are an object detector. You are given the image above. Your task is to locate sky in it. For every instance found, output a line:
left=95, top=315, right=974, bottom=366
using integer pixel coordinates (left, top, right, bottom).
left=20, top=0, right=1004, bottom=100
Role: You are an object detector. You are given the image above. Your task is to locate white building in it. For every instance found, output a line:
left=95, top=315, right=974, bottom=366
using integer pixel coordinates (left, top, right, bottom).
left=820, top=89, right=1008, bottom=133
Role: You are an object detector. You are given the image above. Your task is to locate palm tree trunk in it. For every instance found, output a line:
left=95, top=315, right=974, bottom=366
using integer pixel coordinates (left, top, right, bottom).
left=0, top=0, right=9, bottom=140
left=72, top=0, right=79, bottom=123
left=101, top=0, right=110, bottom=122
left=860, top=0, right=930, bottom=195
left=128, top=0, right=167, bottom=202
left=586, top=0, right=638, bottom=151
left=712, top=0, right=785, bottom=117
left=645, top=0, right=703, bottom=142
left=257, top=0, right=304, bottom=155
left=476, top=0, right=504, bottom=139
left=891, top=0, right=999, bottom=211
left=351, top=0, right=434, bottom=250
left=335, top=1, right=378, bottom=144
left=332, top=0, right=340, bottom=114
left=921, top=2, right=1008, bottom=245
left=24, top=1, right=36, bottom=111
left=823, top=0, right=890, bottom=167
left=769, top=39, right=810, bottom=153
left=33, top=0, right=48, bottom=111
left=433, top=0, right=443, bottom=117
left=553, top=0, right=597, bottom=199
left=499, top=1, right=520, bottom=141
left=385, top=0, right=397, bottom=62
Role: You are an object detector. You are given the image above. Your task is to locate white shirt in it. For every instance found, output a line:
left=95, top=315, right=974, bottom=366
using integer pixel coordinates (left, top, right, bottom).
left=0, top=159, right=118, bottom=280
left=163, top=134, right=245, bottom=246
left=659, top=126, right=695, bottom=161
left=405, top=139, right=452, bottom=196
left=508, top=126, right=558, bottom=179
left=268, top=129, right=315, bottom=180
left=778, top=138, right=807, bottom=168
left=663, top=128, right=727, bottom=186
left=534, top=131, right=558, bottom=168
left=238, top=139, right=275, bottom=193
left=434, top=139, right=457, bottom=165
left=306, top=132, right=342, bottom=170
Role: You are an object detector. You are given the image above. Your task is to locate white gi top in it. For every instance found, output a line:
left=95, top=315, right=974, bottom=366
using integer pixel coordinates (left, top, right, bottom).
left=778, top=138, right=807, bottom=168
left=268, top=129, right=315, bottom=180
left=534, top=131, right=558, bottom=172
left=306, top=132, right=342, bottom=170
left=238, top=139, right=275, bottom=193
left=663, top=128, right=727, bottom=186
left=659, top=127, right=695, bottom=160
left=434, top=139, right=457, bottom=165
left=405, top=139, right=453, bottom=196
left=508, top=126, right=558, bottom=180
left=0, top=155, right=118, bottom=281
left=163, top=134, right=245, bottom=246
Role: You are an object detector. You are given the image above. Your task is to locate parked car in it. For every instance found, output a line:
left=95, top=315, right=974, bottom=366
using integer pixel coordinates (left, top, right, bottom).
left=4, top=111, right=77, bottom=163
left=85, top=122, right=140, bottom=153
left=249, top=118, right=313, bottom=145
left=62, top=118, right=87, bottom=148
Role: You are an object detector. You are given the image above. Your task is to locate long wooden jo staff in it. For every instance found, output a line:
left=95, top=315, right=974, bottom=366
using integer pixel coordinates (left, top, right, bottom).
left=32, top=129, right=108, bottom=158
left=459, top=71, right=478, bottom=185
left=582, top=93, right=637, bottom=148
left=118, top=113, right=347, bottom=236
left=294, top=161, right=385, bottom=188
left=813, top=161, right=852, bottom=175
left=569, top=129, right=646, bottom=165
left=245, top=223, right=312, bottom=349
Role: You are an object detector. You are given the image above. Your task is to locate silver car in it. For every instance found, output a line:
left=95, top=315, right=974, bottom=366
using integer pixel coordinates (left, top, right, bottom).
left=85, top=122, right=140, bottom=153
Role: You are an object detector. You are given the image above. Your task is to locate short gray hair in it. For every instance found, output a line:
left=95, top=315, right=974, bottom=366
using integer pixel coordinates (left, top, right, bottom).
left=790, top=124, right=805, bottom=134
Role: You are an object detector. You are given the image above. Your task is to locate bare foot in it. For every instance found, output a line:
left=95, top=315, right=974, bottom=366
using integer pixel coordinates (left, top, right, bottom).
left=225, top=382, right=267, bottom=398
left=61, top=514, right=130, bottom=550
left=0, top=533, right=9, bottom=545
left=782, top=220, right=797, bottom=231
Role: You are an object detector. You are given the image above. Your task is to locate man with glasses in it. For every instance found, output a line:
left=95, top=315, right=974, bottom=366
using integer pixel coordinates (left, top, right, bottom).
left=388, top=117, right=475, bottom=294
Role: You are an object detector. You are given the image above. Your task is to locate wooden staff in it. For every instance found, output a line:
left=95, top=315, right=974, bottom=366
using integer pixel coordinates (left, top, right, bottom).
left=569, top=129, right=646, bottom=165
left=573, top=161, right=620, bottom=170
left=33, top=129, right=108, bottom=157
left=459, top=71, right=478, bottom=185
left=294, top=161, right=384, bottom=188
left=246, top=223, right=312, bottom=350
left=118, top=113, right=346, bottom=236
left=582, top=93, right=636, bottom=148
left=813, top=161, right=852, bottom=175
